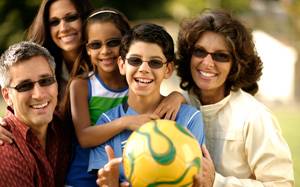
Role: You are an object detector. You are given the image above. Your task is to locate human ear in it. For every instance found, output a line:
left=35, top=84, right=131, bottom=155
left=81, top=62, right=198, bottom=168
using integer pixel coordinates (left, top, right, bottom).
left=1, top=88, right=12, bottom=106
left=117, top=56, right=126, bottom=75
left=164, top=61, right=174, bottom=79
left=86, top=45, right=91, bottom=56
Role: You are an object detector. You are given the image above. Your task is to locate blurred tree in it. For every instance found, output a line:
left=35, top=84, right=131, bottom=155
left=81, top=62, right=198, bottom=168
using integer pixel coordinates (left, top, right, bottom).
left=282, top=0, right=300, bottom=101
left=164, top=0, right=206, bottom=21
left=0, top=0, right=40, bottom=53
left=91, top=0, right=171, bottom=20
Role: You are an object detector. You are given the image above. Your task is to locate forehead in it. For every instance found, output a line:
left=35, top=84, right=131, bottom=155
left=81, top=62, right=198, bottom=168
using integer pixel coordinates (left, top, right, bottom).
left=9, top=56, right=53, bottom=83
left=195, top=31, right=229, bottom=51
left=127, top=41, right=165, bottom=58
left=49, top=0, right=77, bottom=18
left=87, top=22, right=121, bottom=41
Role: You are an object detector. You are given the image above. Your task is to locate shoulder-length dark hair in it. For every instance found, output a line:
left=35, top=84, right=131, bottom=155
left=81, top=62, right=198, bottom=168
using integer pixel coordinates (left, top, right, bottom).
left=25, top=0, right=93, bottom=90
left=176, top=9, right=263, bottom=95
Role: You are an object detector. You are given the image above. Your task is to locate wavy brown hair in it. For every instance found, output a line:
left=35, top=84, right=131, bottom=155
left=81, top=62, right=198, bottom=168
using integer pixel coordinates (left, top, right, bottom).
left=176, top=9, right=263, bottom=95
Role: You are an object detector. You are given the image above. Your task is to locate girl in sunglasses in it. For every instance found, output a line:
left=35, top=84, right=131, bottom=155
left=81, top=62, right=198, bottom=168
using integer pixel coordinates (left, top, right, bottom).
left=175, top=9, right=294, bottom=186
left=60, top=8, right=185, bottom=187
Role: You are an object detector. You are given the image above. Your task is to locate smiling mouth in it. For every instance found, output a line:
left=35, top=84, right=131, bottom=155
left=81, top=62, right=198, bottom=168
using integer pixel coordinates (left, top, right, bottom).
left=135, top=78, right=153, bottom=84
left=31, top=102, right=49, bottom=109
left=99, top=57, right=118, bottom=64
left=60, top=34, right=77, bottom=43
left=200, top=71, right=216, bottom=78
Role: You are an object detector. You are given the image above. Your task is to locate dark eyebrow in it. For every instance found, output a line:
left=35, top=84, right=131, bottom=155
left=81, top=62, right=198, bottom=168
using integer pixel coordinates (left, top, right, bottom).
left=194, top=45, right=230, bottom=53
left=149, top=56, right=164, bottom=60
left=39, top=73, right=54, bottom=78
left=16, top=74, right=53, bottom=83
left=105, top=37, right=121, bottom=41
left=49, top=11, right=79, bottom=20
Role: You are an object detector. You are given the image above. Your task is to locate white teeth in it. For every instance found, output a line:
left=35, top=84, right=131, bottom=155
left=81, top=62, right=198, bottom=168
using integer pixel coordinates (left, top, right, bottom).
left=136, top=78, right=152, bottom=84
left=32, top=102, right=48, bottom=109
left=61, top=35, right=76, bottom=43
left=100, top=59, right=114, bottom=64
left=200, top=71, right=215, bottom=77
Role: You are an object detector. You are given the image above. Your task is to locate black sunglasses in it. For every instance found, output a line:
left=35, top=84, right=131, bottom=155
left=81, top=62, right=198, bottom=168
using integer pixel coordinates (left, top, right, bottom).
left=126, top=57, right=167, bottom=69
left=86, top=38, right=121, bottom=50
left=8, top=76, right=56, bottom=92
left=192, top=47, right=232, bottom=63
left=49, top=13, right=80, bottom=27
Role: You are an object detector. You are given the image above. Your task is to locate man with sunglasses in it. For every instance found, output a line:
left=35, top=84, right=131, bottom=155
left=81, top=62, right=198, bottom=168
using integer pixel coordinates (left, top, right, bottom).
left=0, top=41, right=71, bottom=187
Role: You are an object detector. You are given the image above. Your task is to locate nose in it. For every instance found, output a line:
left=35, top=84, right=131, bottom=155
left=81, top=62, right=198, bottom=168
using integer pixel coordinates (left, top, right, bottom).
left=138, top=61, right=151, bottom=73
left=31, top=83, right=46, bottom=99
left=100, top=45, right=112, bottom=55
left=201, top=54, right=215, bottom=67
left=59, top=20, right=71, bottom=32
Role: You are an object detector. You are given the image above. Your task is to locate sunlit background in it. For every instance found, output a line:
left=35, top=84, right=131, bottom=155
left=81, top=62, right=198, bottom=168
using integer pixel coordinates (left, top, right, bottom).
left=0, top=0, right=299, bottom=185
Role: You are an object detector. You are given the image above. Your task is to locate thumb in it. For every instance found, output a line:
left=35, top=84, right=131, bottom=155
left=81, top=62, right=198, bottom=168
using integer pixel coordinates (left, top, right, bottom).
left=120, top=181, right=130, bottom=187
left=105, top=145, right=115, bottom=161
left=150, top=113, right=160, bottom=120
left=201, top=144, right=211, bottom=160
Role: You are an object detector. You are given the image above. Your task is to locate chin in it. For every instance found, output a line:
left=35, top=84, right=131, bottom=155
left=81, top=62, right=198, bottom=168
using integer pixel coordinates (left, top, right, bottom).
left=34, top=115, right=54, bottom=125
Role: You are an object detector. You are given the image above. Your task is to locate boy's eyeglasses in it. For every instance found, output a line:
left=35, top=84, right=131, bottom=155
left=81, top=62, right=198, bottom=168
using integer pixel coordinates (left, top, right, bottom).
left=86, top=38, right=121, bottom=50
left=8, top=76, right=56, bottom=92
left=49, top=13, right=80, bottom=27
left=126, top=57, right=167, bottom=69
left=192, top=47, right=232, bottom=63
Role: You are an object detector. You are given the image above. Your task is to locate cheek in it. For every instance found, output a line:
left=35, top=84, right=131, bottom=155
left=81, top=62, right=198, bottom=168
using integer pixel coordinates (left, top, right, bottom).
left=222, top=63, right=232, bottom=77
left=190, top=58, right=198, bottom=71
left=72, top=21, right=82, bottom=36
left=89, top=51, right=98, bottom=59
left=112, top=47, right=120, bottom=56
left=50, top=27, right=58, bottom=43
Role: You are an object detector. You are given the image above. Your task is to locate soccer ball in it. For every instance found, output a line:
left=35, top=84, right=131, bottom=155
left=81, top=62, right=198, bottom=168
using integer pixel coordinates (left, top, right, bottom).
left=123, top=119, right=202, bottom=187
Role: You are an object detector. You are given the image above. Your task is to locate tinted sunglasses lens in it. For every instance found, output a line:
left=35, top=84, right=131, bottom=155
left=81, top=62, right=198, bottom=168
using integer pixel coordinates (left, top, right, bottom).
left=127, top=57, right=142, bottom=66
left=49, top=19, right=60, bottom=27
left=64, top=14, right=80, bottom=22
left=15, top=82, right=34, bottom=92
left=49, top=14, right=79, bottom=27
left=148, top=60, right=164, bottom=69
left=212, top=53, right=231, bottom=62
left=106, top=39, right=121, bottom=48
left=38, top=77, right=56, bottom=87
left=87, top=42, right=102, bottom=49
left=193, top=48, right=208, bottom=58
left=14, top=77, right=56, bottom=92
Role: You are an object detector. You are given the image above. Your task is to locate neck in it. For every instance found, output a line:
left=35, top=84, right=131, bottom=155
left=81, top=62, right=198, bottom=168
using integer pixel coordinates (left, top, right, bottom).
left=62, top=49, right=79, bottom=72
left=127, top=91, right=163, bottom=114
left=195, top=87, right=226, bottom=105
left=98, top=70, right=127, bottom=90
left=30, top=125, right=48, bottom=150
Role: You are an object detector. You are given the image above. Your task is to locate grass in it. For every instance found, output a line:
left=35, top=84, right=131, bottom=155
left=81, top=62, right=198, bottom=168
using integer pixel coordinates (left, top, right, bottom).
left=273, top=104, right=300, bottom=186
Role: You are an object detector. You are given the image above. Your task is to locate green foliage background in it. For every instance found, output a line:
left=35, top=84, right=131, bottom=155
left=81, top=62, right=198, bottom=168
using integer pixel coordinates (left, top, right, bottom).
left=0, top=0, right=252, bottom=53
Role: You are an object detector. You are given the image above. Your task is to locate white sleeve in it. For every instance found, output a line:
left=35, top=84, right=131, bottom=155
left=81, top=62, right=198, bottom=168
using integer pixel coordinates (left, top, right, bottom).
left=213, top=109, right=294, bottom=187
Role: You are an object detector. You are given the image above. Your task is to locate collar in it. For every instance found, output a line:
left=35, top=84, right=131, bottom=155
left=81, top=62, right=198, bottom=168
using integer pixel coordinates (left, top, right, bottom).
left=5, top=106, right=31, bottom=141
left=5, top=106, right=59, bottom=141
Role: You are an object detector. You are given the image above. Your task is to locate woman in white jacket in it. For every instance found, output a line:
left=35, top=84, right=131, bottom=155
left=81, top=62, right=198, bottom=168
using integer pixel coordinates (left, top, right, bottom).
left=176, top=9, right=294, bottom=187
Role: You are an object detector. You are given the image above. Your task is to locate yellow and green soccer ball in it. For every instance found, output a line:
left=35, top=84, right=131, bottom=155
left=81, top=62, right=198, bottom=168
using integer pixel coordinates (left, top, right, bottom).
left=123, top=119, right=202, bottom=187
